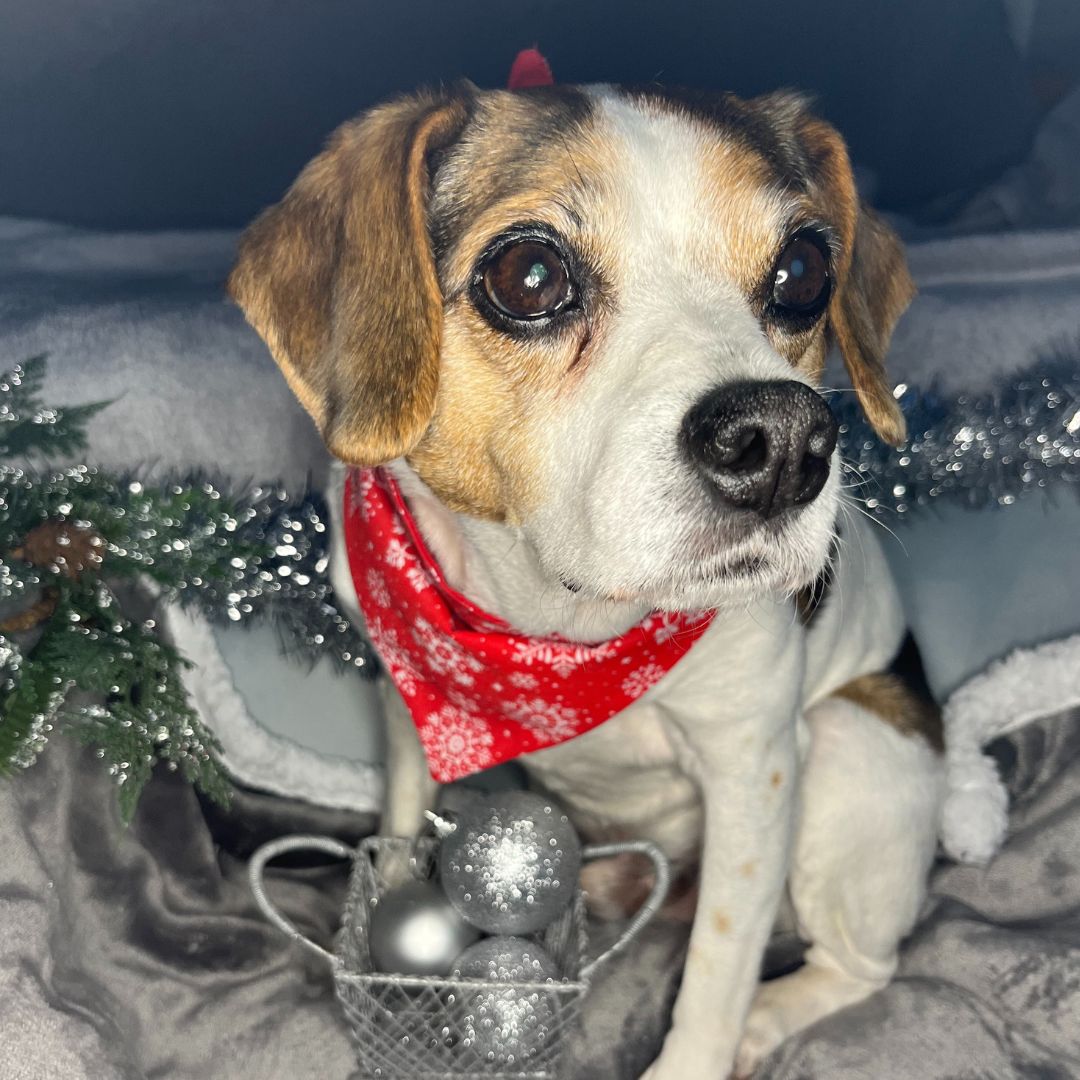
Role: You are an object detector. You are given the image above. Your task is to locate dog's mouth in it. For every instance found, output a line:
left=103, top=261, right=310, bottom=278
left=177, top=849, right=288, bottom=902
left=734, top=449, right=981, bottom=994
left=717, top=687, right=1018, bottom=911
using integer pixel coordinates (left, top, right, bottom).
left=544, top=501, right=833, bottom=608
left=692, top=553, right=770, bottom=582
left=558, top=551, right=775, bottom=606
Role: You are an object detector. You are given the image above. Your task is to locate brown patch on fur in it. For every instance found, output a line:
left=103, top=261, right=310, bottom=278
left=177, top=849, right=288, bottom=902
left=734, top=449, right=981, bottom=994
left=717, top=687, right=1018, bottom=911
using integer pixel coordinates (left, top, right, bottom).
left=738, top=860, right=757, bottom=879
left=429, top=88, right=606, bottom=291
left=712, top=909, right=732, bottom=934
left=406, top=309, right=554, bottom=519
left=770, top=770, right=784, bottom=789
left=789, top=333, right=829, bottom=383
left=579, top=851, right=656, bottom=920
left=227, top=89, right=472, bottom=466
left=835, top=672, right=944, bottom=752
left=408, top=90, right=616, bottom=520
left=638, top=88, right=913, bottom=441
left=694, top=141, right=788, bottom=300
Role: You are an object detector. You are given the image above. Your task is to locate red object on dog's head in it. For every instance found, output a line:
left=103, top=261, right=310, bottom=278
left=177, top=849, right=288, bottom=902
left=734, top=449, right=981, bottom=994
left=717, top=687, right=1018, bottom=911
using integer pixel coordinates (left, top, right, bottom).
left=508, top=48, right=554, bottom=89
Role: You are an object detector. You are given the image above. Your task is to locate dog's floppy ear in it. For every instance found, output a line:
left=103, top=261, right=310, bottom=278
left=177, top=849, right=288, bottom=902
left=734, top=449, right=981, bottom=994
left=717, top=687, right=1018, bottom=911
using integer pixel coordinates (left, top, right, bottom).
left=768, top=99, right=914, bottom=446
left=829, top=204, right=914, bottom=446
left=228, top=90, right=471, bottom=465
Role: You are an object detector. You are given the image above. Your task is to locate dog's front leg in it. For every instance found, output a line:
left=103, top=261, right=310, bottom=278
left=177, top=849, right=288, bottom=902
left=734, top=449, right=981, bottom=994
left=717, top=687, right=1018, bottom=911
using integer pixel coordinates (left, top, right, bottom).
left=378, top=680, right=439, bottom=886
left=380, top=679, right=439, bottom=836
left=642, top=684, right=800, bottom=1079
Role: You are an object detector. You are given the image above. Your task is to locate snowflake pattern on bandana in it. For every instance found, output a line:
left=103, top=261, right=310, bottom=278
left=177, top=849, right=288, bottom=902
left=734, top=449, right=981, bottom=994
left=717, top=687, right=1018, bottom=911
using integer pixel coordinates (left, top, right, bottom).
left=418, top=703, right=495, bottom=776
left=501, top=696, right=581, bottom=744
left=620, top=662, right=669, bottom=698
left=344, top=468, right=716, bottom=783
left=510, top=637, right=619, bottom=678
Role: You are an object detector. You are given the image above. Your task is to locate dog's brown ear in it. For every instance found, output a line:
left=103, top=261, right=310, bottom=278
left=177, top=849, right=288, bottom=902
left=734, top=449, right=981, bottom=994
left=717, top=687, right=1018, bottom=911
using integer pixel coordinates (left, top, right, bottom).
left=769, top=101, right=914, bottom=446
left=228, top=91, right=471, bottom=464
left=829, top=204, right=914, bottom=447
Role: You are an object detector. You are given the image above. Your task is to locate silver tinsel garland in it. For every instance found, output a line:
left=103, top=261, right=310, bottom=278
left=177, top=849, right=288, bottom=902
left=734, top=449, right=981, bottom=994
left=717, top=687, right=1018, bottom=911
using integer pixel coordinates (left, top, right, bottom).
left=835, top=355, right=1080, bottom=518
left=0, top=463, right=378, bottom=676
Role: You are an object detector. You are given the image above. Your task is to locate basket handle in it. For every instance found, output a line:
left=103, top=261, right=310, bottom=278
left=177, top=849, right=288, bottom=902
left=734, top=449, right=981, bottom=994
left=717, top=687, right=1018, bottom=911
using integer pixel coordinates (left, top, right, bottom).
left=250, top=834, right=670, bottom=977
left=578, top=840, right=671, bottom=980
left=248, top=834, right=356, bottom=967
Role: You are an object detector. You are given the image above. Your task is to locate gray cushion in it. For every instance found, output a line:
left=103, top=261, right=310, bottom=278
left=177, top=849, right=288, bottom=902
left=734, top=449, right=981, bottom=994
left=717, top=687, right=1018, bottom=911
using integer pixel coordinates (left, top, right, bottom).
left=0, top=217, right=328, bottom=491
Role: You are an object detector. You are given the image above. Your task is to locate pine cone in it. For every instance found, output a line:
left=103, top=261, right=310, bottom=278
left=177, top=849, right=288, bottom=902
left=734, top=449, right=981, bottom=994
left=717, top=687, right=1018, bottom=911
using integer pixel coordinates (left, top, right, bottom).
left=11, top=520, right=105, bottom=579
left=0, top=589, right=58, bottom=633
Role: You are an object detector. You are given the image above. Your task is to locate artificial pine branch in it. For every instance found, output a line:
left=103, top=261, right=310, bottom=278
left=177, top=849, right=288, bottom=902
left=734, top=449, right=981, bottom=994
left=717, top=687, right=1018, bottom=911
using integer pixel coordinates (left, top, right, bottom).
left=0, top=356, right=111, bottom=459
left=0, top=356, right=376, bottom=821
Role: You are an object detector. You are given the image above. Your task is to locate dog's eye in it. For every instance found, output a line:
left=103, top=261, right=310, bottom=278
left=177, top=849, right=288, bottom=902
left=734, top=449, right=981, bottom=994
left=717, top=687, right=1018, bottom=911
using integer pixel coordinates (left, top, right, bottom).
left=481, top=240, right=572, bottom=320
left=771, top=232, right=831, bottom=318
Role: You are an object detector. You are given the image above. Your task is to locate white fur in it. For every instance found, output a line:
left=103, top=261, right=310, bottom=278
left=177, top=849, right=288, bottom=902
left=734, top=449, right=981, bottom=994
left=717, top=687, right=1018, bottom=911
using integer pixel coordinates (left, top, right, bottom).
left=517, top=91, right=840, bottom=617
left=735, top=694, right=944, bottom=1074
left=328, top=96, right=945, bottom=1079
left=340, top=467, right=941, bottom=1079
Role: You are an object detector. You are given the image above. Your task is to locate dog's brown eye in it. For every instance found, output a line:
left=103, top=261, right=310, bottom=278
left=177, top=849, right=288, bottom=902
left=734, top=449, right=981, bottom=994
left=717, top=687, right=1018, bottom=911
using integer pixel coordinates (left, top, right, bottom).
left=482, top=240, right=571, bottom=320
left=771, top=233, right=830, bottom=317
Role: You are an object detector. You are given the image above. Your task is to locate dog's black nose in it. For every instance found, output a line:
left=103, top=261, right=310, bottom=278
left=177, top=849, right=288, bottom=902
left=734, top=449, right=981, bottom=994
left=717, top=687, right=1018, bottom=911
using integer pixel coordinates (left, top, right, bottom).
left=682, top=380, right=838, bottom=518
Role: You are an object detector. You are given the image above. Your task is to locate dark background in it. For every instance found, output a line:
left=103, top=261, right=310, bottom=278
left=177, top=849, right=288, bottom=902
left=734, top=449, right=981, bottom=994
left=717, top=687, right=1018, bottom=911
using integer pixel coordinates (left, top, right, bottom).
left=2, top=0, right=1078, bottom=230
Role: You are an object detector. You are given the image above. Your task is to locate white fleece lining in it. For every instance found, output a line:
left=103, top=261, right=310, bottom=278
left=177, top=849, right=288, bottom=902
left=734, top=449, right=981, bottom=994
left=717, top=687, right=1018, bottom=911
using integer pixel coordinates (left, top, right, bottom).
left=941, top=632, right=1080, bottom=865
left=160, top=602, right=384, bottom=814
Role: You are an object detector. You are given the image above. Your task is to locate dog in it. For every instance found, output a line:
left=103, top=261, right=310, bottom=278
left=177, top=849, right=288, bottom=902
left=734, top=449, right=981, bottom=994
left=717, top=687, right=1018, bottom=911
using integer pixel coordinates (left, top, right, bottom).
left=229, top=82, right=945, bottom=1078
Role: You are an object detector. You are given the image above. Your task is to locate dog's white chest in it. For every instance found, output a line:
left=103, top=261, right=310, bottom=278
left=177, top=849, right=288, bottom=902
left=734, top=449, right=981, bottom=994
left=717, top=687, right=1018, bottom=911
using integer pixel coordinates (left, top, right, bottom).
left=524, top=697, right=704, bottom=864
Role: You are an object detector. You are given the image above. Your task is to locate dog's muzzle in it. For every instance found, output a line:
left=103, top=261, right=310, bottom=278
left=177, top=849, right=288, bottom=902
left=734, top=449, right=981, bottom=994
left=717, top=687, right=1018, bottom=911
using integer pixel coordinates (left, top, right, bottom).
left=682, top=380, right=838, bottom=518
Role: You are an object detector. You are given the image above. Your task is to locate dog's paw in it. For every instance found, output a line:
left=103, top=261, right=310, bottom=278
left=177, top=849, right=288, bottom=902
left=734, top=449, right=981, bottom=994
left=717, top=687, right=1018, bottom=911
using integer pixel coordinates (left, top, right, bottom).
left=732, top=998, right=789, bottom=1078
left=638, top=1029, right=734, bottom=1080
left=734, top=964, right=885, bottom=1077
left=639, top=1055, right=682, bottom=1080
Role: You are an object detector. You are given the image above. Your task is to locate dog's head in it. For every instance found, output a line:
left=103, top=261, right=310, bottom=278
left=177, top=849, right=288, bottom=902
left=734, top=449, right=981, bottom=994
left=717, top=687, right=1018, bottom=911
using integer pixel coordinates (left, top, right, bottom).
left=229, top=84, right=913, bottom=611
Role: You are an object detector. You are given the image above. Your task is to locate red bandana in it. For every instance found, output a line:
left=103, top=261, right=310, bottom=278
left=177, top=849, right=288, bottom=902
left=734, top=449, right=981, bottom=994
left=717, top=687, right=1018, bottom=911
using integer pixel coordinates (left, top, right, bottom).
left=343, top=469, right=716, bottom=782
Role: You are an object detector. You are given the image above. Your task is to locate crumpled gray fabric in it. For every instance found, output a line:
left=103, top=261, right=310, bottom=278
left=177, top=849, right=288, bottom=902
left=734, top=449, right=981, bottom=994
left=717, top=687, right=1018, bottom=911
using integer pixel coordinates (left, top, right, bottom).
left=2, top=706, right=1079, bottom=1080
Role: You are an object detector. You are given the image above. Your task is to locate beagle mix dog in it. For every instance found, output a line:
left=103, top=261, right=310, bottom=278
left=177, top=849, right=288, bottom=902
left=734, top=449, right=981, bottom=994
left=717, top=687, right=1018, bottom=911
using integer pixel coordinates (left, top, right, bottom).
left=230, top=84, right=944, bottom=1079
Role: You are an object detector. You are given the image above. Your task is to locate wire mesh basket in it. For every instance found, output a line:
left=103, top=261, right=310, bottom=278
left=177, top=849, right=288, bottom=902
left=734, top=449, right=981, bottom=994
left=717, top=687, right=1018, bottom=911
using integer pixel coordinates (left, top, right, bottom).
left=250, top=833, right=669, bottom=1080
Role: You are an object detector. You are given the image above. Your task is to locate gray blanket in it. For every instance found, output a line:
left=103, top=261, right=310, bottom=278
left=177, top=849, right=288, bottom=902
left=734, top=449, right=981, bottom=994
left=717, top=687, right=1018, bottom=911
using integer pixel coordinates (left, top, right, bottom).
left=3, top=704, right=1079, bottom=1080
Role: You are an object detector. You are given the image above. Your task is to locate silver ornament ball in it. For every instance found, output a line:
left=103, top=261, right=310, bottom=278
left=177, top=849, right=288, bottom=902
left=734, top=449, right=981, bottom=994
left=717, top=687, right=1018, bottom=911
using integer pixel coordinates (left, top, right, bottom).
left=452, top=936, right=560, bottom=1068
left=453, top=935, right=561, bottom=982
left=368, top=878, right=481, bottom=976
left=438, top=790, right=583, bottom=935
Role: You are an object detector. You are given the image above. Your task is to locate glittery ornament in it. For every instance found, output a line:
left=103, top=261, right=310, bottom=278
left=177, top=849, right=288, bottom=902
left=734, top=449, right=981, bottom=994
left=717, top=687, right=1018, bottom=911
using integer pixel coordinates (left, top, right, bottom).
left=835, top=355, right=1080, bottom=518
left=368, top=878, right=481, bottom=976
left=436, top=791, right=582, bottom=935
left=451, top=936, right=560, bottom=1068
